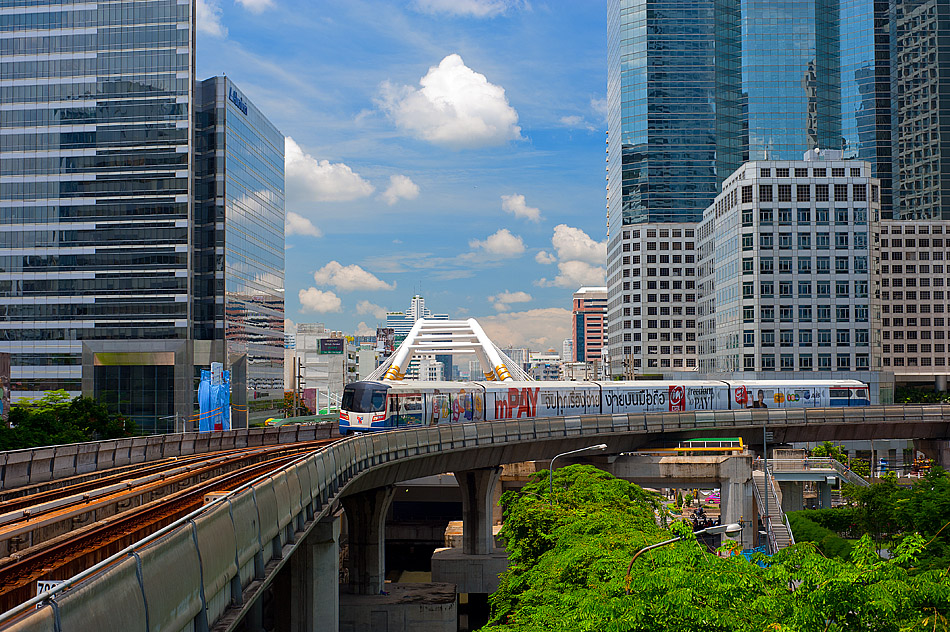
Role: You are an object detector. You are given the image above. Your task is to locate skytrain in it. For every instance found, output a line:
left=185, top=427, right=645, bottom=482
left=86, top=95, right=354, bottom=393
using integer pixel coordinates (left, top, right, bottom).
left=339, top=379, right=871, bottom=435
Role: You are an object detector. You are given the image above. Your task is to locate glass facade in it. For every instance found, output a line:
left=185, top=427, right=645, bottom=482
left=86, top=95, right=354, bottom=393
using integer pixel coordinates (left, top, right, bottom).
left=0, top=0, right=194, bottom=430
left=195, top=77, right=284, bottom=426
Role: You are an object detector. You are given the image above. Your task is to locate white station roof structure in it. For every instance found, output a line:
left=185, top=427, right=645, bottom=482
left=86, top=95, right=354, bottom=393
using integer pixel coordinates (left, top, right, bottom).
left=367, top=318, right=533, bottom=382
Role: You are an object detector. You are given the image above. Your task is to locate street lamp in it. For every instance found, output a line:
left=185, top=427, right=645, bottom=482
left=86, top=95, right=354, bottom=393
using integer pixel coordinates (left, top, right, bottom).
left=548, top=443, right=608, bottom=501
left=624, top=523, right=742, bottom=594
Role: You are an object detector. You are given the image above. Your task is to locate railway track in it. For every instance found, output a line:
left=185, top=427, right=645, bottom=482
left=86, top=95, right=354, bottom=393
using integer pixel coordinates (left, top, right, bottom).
left=0, top=438, right=336, bottom=612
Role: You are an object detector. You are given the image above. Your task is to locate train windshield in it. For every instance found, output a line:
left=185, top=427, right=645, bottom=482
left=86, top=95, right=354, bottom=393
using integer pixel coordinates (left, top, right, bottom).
left=341, top=383, right=388, bottom=413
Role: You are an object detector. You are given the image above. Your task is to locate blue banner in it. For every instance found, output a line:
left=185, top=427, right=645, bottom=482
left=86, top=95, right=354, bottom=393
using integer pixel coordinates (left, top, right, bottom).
left=198, top=368, right=231, bottom=432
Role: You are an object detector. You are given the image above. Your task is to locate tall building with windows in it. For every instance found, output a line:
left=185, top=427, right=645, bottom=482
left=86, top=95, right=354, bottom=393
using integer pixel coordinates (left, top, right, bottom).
left=605, top=0, right=948, bottom=376
left=0, top=3, right=284, bottom=430
left=572, top=286, right=607, bottom=365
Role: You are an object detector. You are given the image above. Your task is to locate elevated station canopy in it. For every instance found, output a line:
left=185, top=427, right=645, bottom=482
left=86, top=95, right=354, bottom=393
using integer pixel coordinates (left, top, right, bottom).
left=367, top=318, right=532, bottom=382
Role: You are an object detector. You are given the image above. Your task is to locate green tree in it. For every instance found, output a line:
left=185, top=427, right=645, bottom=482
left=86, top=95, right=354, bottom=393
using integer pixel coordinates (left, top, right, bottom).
left=843, top=474, right=901, bottom=546
left=0, top=392, right=134, bottom=450
left=811, top=440, right=848, bottom=462
left=483, top=465, right=950, bottom=631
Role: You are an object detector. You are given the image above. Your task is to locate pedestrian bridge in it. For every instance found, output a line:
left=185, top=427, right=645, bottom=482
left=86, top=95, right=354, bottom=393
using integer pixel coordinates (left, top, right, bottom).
left=2, top=405, right=948, bottom=631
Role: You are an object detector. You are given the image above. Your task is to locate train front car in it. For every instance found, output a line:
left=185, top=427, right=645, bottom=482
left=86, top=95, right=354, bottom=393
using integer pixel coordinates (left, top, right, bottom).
left=340, top=381, right=391, bottom=435
left=727, top=379, right=870, bottom=409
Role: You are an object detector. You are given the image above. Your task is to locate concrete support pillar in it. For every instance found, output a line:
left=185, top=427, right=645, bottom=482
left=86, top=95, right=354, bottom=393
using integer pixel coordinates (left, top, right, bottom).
left=937, top=374, right=948, bottom=393
left=283, top=515, right=341, bottom=632
left=818, top=482, right=832, bottom=509
left=777, top=481, right=803, bottom=513
left=454, top=467, right=502, bottom=555
left=719, top=456, right=754, bottom=550
left=341, top=486, right=395, bottom=595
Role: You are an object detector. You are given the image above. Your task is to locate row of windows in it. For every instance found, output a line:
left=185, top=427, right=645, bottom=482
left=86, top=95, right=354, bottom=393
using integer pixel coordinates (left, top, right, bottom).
left=0, top=151, right=188, bottom=177
left=743, top=207, right=868, bottom=225
left=0, top=227, right=186, bottom=248
left=740, top=303, right=869, bottom=321
left=882, top=343, right=948, bottom=354
left=747, top=183, right=868, bottom=204
left=0, top=252, right=187, bottom=272
left=0, top=202, right=187, bottom=224
left=742, top=281, right=872, bottom=303
left=0, top=325, right=184, bottom=341
left=0, top=76, right=186, bottom=105
left=742, top=329, right=870, bottom=346
left=744, top=256, right=870, bottom=275
left=0, top=302, right=186, bottom=320
left=758, top=167, right=861, bottom=178
left=0, top=100, right=187, bottom=127
left=0, top=276, right=186, bottom=296
left=628, top=358, right=699, bottom=369
left=739, top=354, right=871, bottom=371
left=1, top=128, right=187, bottom=154
left=621, top=228, right=695, bottom=239
left=883, top=357, right=948, bottom=367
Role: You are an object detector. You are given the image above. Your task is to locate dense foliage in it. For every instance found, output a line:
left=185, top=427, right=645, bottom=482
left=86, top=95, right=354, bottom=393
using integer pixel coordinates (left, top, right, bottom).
left=483, top=465, right=950, bottom=631
left=1, top=390, right=135, bottom=450
left=895, top=385, right=950, bottom=404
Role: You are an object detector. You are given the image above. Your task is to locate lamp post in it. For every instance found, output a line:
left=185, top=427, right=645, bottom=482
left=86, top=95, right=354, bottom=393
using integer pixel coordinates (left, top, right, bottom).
left=548, top=443, right=608, bottom=501
left=624, top=523, right=742, bottom=594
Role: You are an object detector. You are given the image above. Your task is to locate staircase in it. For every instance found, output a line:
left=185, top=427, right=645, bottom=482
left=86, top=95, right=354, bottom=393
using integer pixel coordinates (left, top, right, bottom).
left=752, top=469, right=793, bottom=553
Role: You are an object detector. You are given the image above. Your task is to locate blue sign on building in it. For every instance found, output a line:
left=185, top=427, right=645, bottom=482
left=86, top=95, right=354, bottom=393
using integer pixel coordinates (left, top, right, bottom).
left=228, top=86, right=248, bottom=115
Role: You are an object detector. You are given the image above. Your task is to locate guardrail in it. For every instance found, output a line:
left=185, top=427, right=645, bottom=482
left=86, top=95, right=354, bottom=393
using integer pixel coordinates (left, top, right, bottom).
left=0, top=423, right=336, bottom=490
left=766, top=457, right=871, bottom=487
left=1, top=405, right=948, bottom=631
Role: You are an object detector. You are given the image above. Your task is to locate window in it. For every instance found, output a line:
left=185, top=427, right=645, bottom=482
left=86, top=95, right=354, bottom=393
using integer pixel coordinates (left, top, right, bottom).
left=853, top=184, right=867, bottom=201
left=818, top=329, right=832, bottom=346
left=759, top=208, right=773, bottom=223
left=850, top=168, right=861, bottom=177
left=760, top=168, right=771, bottom=177
left=816, top=233, right=830, bottom=249
left=779, top=233, right=792, bottom=249
left=837, top=329, right=851, bottom=344
left=759, top=185, right=773, bottom=202
left=762, top=355, right=776, bottom=371
left=743, top=331, right=755, bottom=347
left=854, top=257, right=867, bottom=273
left=817, top=281, right=830, bottom=297
left=856, top=329, right=869, bottom=346
left=796, top=184, right=810, bottom=201
left=816, top=185, right=829, bottom=202
left=799, top=330, right=813, bottom=346
left=834, top=184, right=848, bottom=202
left=817, top=257, right=830, bottom=273
left=835, top=281, right=849, bottom=297
left=778, top=209, right=792, bottom=224
left=836, top=354, right=851, bottom=371
left=813, top=168, right=826, bottom=177
left=799, top=305, right=812, bottom=322
left=818, top=354, right=832, bottom=370
left=781, top=354, right=795, bottom=370
left=795, top=167, right=808, bottom=178
left=836, top=257, right=849, bottom=273
left=832, top=168, right=845, bottom=177
left=742, top=186, right=753, bottom=203
left=744, top=355, right=756, bottom=370
left=776, top=168, right=789, bottom=177
left=742, top=281, right=754, bottom=299
left=800, top=355, right=813, bottom=370
left=778, top=184, right=792, bottom=202
left=780, top=306, right=793, bottom=322
left=835, top=233, right=849, bottom=248
left=742, top=210, right=754, bottom=225
left=760, top=234, right=773, bottom=249
left=760, top=258, right=774, bottom=274
left=778, top=257, right=792, bottom=274
left=836, top=305, right=850, bottom=322
left=742, top=257, right=754, bottom=274
left=855, top=232, right=867, bottom=248
left=762, top=330, right=775, bottom=347
left=798, top=281, right=812, bottom=298
left=743, top=306, right=755, bottom=322
left=797, top=208, right=811, bottom=224
left=856, top=354, right=869, bottom=369
left=818, top=305, right=831, bottom=322
left=780, top=330, right=794, bottom=345
left=854, top=208, right=867, bottom=223
left=742, top=235, right=753, bottom=250
left=760, top=281, right=774, bottom=297
left=779, top=281, right=793, bottom=297
left=855, top=305, right=868, bottom=322
left=798, top=233, right=812, bottom=249
left=835, top=208, right=849, bottom=224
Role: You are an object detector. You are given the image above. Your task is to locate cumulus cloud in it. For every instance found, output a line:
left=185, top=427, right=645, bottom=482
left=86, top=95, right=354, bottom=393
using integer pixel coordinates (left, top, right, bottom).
left=479, top=308, right=572, bottom=349
left=558, top=115, right=596, bottom=131
left=354, top=321, right=376, bottom=336
left=380, top=175, right=420, bottom=206
left=235, top=0, right=274, bottom=12
left=285, top=137, right=374, bottom=203
left=313, top=261, right=395, bottom=292
left=285, top=211, right=322, bottom=237
left=299, top=288, right=342, bottom=313
left=500, top=194, right=541, bottom=222
left=356, top=300, right=388, bottom=320
left=378, top=54, right=522, bottom=149
left=489, top=290, right=532, bottom=311
left=534, top=224, right=606, bottom=288
left=196, top=0, right=227, bottom=37
left=412, top=0, right=525, bottom=17
left=468, top=228, right=525, bottom=258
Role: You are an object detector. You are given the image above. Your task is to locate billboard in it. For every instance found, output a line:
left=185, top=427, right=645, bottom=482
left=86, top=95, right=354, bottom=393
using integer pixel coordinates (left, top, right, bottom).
left=319, top=338, right=344, bottom=354
left=376, top=328, right=395, bottom=354
left=0, top=353, right=8, bottom=426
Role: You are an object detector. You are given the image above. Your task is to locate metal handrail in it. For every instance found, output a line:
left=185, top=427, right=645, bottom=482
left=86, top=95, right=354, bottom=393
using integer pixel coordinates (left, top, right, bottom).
left=784, top=513, right=796, bottom=546
left=750, top=470, right=778, bottom=554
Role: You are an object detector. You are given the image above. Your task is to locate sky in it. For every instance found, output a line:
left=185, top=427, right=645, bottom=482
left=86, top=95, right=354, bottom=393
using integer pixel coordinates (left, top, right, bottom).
left=195, top=0, right=607, bottom=350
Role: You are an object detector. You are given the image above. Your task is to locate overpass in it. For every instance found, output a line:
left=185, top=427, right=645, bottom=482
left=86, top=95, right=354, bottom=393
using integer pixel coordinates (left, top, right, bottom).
left=0, top=405, right=948, bottom=632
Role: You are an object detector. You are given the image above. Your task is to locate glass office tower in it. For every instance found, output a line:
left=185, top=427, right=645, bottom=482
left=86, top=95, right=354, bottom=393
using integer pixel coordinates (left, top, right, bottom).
left=194, top=77, right=285, bottom=427
left=0, top=0, right=195, bottom=431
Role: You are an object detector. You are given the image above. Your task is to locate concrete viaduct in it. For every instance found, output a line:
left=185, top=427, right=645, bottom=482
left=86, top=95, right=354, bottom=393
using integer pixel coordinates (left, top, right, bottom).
left=1, top=405, right=948, bottom=632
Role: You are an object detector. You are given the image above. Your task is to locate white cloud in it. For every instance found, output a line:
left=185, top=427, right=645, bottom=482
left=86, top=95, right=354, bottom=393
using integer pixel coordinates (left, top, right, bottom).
left=235, top=0, right=274, bottom=12
left=354, top=321, right=376, bottom=336
left=356, top=300, right=388, bottom=320
left=538, top=260, right=605, bottom=289
left=313, top=261, right=395, bottom=292
left=468, top=228, right=525, bottom=258
left=500, top=194, right=541, bottom=222
left=378, top=54, right=522, bottom=149
left=196, top=0, right=227, bottom=37
left=479, top=308, right=572, bottom=349
left=299, top=288, right=342, bottom=313
left=549, top=224, right=606, bottom=265
left=412, top=0, right=524, bottom=17
left=380, top=175, right=420, bottom=206
left=590, top=96, right=607, bottom=118
left=285, top=211, right=322, bottom=237
left=488, top=290, right=532, bottom=311
left=558, top=115, right=596, bottom=131
left=285, top=137, right=374, bottom=203
left=535, top=250, right=557, bottom=264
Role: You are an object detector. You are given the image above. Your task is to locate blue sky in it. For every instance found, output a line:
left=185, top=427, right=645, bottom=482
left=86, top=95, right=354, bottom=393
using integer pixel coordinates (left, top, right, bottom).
left=196, top=0, right=607, bottom=349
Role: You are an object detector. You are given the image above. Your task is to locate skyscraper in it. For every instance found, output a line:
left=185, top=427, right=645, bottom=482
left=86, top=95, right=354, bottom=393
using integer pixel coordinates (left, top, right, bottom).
left=0, top=2, right=284, bottom=430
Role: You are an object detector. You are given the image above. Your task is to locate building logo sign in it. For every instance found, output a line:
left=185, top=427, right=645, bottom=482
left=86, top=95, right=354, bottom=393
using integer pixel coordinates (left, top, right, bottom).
left=228, top=86, right=248, bottom=115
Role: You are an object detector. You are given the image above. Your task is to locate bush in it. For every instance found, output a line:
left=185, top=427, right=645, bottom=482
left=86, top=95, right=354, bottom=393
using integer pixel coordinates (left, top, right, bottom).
left=787, top=511, right=853, bottom=560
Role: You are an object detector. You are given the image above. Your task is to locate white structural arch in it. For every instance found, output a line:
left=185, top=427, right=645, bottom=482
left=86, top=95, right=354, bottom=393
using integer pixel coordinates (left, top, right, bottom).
left=367, top=318, right=532, bottom=382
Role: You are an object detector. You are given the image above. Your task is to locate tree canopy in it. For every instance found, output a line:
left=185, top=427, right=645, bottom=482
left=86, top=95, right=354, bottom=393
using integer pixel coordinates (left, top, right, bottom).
left=483, top=465, right=950, bottom=631
left=1, top=390, right=136, bottom=450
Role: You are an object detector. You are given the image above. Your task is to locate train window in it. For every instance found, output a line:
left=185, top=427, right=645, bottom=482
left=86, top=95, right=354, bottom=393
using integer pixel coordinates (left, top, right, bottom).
left=829, top=388, right=850, bottom=399
left=342, top=384, right=388, bottom=412
left=855, top=389, right=868, bottom=399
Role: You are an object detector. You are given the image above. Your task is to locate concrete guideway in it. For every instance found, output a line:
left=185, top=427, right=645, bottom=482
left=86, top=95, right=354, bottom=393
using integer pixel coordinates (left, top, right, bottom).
left=0, top=405, right=948, bottom=631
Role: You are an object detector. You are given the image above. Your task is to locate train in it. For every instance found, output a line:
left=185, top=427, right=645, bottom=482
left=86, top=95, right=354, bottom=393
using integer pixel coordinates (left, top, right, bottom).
left=338, top=378, right=871, bottom=435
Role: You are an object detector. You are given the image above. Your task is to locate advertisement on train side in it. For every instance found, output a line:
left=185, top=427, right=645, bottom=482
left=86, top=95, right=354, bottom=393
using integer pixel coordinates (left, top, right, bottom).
left=601, top=384, right=729, bottom=413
